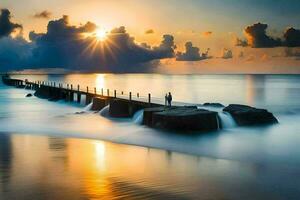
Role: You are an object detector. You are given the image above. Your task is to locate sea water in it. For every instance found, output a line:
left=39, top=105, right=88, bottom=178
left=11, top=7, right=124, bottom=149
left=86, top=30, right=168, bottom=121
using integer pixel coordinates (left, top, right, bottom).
left=0, top=74, right=300, bottom=199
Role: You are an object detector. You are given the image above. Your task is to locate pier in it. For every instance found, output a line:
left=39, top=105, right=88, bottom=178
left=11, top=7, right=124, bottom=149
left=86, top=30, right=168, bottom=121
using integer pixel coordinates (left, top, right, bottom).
left=1, top=75, right=160, bottom=118
left=1, top=75, right=278, bottom=132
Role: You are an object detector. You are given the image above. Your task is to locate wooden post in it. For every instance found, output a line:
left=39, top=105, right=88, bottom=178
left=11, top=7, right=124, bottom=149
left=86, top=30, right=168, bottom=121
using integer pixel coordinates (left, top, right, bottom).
left=67, top=84, right=69, bottom=89
left=71, top=84, right=73, bottom=90
left=77, top=84, right=80, bottom=91
left=114, top=90, right=116, bottom=98
left=94, top=87, right=96, bottom=94
left=137, top=93, right=139, bottom=98
left=129, top=92, right=132, bottom=101
left=148, top=93, right=151, bottom=104
left=77, top=93, right=81, bottom=103
left=86, top=86, right=89, bottom=93
left=101, top=88, right=103, bottom=96
left=107, top=89, right=109, bottom=96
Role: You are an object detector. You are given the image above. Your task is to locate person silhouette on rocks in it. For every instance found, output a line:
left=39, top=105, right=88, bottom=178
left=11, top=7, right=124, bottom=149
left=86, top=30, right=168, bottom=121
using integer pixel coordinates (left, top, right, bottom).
left=167, top=92, right=172, bottom=107
left=165, top=93, right=168, bottom=106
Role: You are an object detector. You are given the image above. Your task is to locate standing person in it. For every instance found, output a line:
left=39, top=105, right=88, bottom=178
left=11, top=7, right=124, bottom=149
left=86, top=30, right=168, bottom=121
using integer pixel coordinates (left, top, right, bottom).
left=167, top=92, right=172, bottom=107
left=165, top=93, right=168, bottom=106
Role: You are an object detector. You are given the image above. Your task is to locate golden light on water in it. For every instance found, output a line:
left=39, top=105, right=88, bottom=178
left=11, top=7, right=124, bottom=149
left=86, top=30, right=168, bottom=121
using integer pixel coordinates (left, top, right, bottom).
left=96, top=74, right=106, bottom=89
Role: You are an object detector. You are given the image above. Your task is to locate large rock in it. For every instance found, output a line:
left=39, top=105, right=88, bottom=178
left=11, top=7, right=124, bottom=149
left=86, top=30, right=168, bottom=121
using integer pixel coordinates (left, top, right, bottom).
left=223, top=104, right=278, bottom=126
left=109, top=99, right=146, bottom=118
left=91, top=97, right=108, bottom=111
left=143, top=106, right=219, bottom=131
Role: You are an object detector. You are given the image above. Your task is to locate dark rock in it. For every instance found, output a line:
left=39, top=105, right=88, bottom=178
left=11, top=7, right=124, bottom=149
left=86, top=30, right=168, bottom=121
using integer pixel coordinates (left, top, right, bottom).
left=109, top=99, right=146, bottom=118
left=26, top=93, right=33, bottom=97
left=203, top=102, right=225, bottom=107
left=143, top=106, right=219, bottom=131
left=223, top=104, right=278, bottom=126
left=91, top=97, right=108, bottom=111
left=143, top=107, right=166, bottom=126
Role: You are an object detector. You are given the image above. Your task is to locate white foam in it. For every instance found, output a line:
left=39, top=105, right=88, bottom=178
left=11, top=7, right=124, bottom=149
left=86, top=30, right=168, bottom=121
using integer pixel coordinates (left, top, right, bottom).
left=218, top=111, right=237, bottom=129
left=99, top=105, right=110, bottom=117
left=84, top=102, right=93, bottom=111
left=132, top=109, right=144, bottom=124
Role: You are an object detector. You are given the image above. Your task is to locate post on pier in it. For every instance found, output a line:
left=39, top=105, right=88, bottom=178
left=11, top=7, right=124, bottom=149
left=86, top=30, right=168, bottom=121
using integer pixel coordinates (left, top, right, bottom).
left=148, top=93, right=151, bottom=104
left=129, top=92, right=132, bottom=101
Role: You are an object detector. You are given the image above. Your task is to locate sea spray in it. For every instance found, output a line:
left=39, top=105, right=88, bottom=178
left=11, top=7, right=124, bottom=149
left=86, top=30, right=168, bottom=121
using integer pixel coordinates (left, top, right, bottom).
left=99, top=105, right=110, bottom=117
left=218, top=111, right=237, bottom=129
left=132, top=109, right=144, bottom=124
left=84, top=102, right=93, bottom=111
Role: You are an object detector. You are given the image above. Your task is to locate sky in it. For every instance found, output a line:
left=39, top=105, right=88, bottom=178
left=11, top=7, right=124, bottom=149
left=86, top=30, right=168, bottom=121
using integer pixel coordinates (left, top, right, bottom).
left=1, top=0, right=300, bottom=73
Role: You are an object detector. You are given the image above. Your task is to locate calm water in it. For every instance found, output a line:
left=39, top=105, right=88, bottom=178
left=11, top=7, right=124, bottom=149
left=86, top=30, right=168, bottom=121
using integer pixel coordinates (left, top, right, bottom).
left=1, top=74, right=300, bottom=199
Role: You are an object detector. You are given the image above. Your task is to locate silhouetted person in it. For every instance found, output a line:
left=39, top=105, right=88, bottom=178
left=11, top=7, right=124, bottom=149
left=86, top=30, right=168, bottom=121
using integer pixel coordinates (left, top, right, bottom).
left=167, top=92, right=172, bottom=106
left=165, top=93, right=168, bottom=106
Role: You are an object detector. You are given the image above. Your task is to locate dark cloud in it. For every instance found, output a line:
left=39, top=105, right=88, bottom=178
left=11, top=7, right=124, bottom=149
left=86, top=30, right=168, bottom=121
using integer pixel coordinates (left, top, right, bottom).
left=221, top=48, right=233, bottom=59
left=0, top=9, right=22, bottom=38
left=145, top=29, right=154, bottom=34
left=283, top=27, right=300, bottom=47
left=1, top=15, right=176, bottom=72
left=0, top=36, right=33, bottom=70
left=244, top=23, right=282, bottom=48
left=33, top=10, right=52, bottom=19
left=176, top=42, right=210, bottom=61
left=237, top=23, right=300, bottom=48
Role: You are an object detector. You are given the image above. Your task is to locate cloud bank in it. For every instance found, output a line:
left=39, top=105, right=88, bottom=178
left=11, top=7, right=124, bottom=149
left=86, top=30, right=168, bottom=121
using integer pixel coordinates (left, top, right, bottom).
left=236, top=22, right=300, bottom=48
left=0, top=11, right=176, bottom=72
left=176, top=42, right=210, bottom=61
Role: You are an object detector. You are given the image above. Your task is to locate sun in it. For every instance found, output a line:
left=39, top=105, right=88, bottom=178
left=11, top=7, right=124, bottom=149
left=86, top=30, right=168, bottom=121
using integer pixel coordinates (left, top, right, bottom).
left=95, top=29, right=107, bottom=41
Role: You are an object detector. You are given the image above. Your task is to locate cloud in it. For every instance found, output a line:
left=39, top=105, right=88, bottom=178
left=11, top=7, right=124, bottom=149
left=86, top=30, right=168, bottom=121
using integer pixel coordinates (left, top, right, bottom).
left=237, top=23, right=300, bottom=48
left=0, top=9, right=22, bottom=38
left=202, top=31, right=213, bottom=37
left=176, top=42, right=210, bottom=61
left=244, top=23, right=282, bottom=48
left=235, top=37, right=248, bottom=47
left=33, top=10, right=52, bottom=19
left=0, top=15, right=176, bottom=72
left=221, top=48, right=233, bottom=59
left=0, top=36, right=33, bottom=69
left=145, top=29, right=154, bottom=34
left=283, top=27, right=300, bottom=47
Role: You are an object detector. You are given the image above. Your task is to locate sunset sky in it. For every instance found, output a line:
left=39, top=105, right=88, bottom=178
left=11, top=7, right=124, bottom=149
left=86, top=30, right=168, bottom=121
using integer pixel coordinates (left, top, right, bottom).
left=1, top=0, right=300, bottom=73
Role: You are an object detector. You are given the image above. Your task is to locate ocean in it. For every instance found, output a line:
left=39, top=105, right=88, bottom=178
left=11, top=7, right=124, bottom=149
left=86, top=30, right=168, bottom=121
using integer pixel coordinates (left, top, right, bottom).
left=0, top=74, right=300, bottom=199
